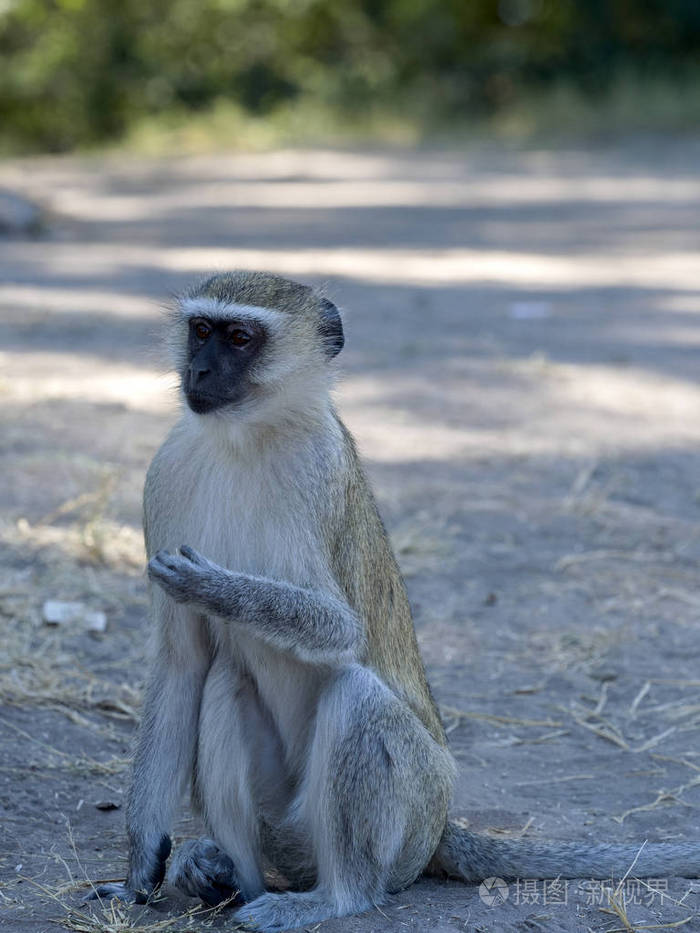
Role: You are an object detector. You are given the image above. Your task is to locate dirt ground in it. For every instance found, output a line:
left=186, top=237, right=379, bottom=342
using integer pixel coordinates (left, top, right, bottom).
left=2, top=140, right=700, bottom=932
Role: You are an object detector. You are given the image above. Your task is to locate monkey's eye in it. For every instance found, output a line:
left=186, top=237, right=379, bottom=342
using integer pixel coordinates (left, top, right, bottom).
left=229, top=328, right=251, bottom=348
left=193, top=320, right=211, bottom=341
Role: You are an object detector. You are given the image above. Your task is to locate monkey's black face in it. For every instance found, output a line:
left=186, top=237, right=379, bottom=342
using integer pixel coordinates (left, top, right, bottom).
left=184, top=317, right=266, bottom=414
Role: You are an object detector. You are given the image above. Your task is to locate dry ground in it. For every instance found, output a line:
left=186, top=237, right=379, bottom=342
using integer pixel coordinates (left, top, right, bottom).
left=2, top=140, right=700, bottom=932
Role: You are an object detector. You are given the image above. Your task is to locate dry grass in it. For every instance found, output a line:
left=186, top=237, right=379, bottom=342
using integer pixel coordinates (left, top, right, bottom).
left=440, top=703, right=562, bottom=733
left=528, top=626, right=623, bottom=673
left=7, top=466, right=146, bottom=572
left=601, top=888, right=693, bottom=931
left=7, top=823, right=239, bottom=933
left=595, top=847, right=696, bottom=931
left=0, top=717, right=130, bottom=777
left=23, top=876, right=237, bottom=933
left=0, top=546, right=143, bottom=730
left=613, top=775, right=700, bottom=825
left=562, top=677, right=700, bottom=756
left=0, top=616, right=142, bottom=724
left=15, top=518, right=146, bottom=573
left=600, top=879, right=695, bottom=932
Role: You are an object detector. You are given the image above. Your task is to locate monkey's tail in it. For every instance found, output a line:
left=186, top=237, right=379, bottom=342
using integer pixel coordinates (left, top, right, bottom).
left=431, top=821, right=700, bottom=881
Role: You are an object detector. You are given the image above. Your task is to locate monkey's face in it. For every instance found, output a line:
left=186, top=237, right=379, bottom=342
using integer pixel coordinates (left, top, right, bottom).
left=184, top=315, right=267, bottom=415
left=173, top=274, right=344, bottom=423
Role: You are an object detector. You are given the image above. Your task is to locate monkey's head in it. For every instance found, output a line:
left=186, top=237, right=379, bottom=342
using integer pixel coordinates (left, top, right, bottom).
left=170, top=271, right=343, bottom=423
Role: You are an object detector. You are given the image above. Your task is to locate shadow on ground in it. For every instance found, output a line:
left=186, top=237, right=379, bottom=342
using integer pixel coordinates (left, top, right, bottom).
left=2, top=141, right=700, bottom=932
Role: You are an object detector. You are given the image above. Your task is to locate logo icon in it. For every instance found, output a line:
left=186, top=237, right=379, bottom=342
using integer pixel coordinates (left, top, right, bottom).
left=478, top=877, right=509, bottom=907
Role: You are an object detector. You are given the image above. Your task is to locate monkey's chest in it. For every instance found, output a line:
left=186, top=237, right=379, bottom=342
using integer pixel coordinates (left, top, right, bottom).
left=157, top=445, right=333, bottom=754
left=182, top=461, right=329, bottom=740
left=173, top=461, right=329, bottom=587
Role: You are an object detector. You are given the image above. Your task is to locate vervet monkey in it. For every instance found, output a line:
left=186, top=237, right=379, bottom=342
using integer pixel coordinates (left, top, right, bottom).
left=89, top=272, right=700, bottom=931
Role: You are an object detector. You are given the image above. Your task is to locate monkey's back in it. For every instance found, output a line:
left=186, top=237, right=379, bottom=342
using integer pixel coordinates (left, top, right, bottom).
left=329, top=418, right=447, bottom=746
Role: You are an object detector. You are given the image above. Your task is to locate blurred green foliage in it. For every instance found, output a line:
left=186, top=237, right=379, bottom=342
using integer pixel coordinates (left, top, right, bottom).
left=1, top=0, right=700, bottom=152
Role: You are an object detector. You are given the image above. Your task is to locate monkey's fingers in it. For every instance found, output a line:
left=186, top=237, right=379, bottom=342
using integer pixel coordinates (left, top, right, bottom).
left=148, top=550, right=188, bottom=579
left=151, top=549, right=180, bottom=570
left=178, top=544, right=211, bottom=568
left=148, top=552, right=193, bottom=601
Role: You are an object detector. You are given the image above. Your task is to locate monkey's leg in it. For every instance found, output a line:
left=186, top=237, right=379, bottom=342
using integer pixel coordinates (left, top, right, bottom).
left=87, top=597, right=209, bottom=904
left=193, top=656, right=279, bottom=902
left=234, top=664, right=454, bottom=932
left=167, top=838, right=243, bottom=906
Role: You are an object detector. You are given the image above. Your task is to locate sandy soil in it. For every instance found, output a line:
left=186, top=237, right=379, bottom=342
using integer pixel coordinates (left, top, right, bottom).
left=2, top=140, right=700, bottom=932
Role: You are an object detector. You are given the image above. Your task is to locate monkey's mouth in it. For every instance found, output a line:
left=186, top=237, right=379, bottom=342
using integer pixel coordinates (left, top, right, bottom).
left=185, top=391, right=227, bottom=415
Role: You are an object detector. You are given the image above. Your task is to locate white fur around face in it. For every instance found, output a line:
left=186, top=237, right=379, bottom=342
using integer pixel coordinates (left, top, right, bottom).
left=179, top=297, right=286, bottom=332
left=174, top=296, right=335, bottom=442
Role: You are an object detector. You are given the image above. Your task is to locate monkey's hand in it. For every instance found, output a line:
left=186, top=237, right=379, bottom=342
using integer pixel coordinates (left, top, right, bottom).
left=148, top=546, right=228, bottom=608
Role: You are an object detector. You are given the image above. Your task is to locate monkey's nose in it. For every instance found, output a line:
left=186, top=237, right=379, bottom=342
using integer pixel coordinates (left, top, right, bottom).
left=192, top=366, right=211, bottom=384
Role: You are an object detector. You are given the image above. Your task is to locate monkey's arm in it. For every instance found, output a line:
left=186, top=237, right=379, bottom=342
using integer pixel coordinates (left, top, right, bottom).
left=148, top=546, right=364, bottom=666
left=87, top=595, right=209, bottom=904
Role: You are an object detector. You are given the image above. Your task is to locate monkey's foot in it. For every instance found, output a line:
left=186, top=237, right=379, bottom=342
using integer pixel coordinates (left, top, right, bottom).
left=83, top=882, right=142, bottom=905
left=84, top=834, right=171, bottom=906
left=234, top=890, right=371, bottom=932
left=167, top=838, right=242, bottom=907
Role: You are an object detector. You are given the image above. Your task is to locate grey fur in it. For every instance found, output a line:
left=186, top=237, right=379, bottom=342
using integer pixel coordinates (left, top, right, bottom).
left=87, top=272, right=700, bottom=931
left=433, top=823, right=700, bottom=881
left=166, top=837, right=241, bottom=906
left=148, top=545, right=364, bottom=666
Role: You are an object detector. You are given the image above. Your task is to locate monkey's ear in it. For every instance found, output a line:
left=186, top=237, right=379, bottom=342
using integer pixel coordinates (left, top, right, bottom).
left=319, top=298, right=344, bottom=357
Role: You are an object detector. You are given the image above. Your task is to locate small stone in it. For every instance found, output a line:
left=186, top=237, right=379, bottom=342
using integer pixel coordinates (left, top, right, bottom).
left=85, top=611, right=108, bottom=634
left=95, top=800, right=121, bottom=811
left=42, top=600, right=85, bottom=625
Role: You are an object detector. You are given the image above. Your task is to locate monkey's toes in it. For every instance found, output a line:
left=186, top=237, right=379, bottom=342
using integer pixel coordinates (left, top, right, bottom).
left=167, top=838, right=242, bottom=907
left=83, top=882, right=141, bottom=905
